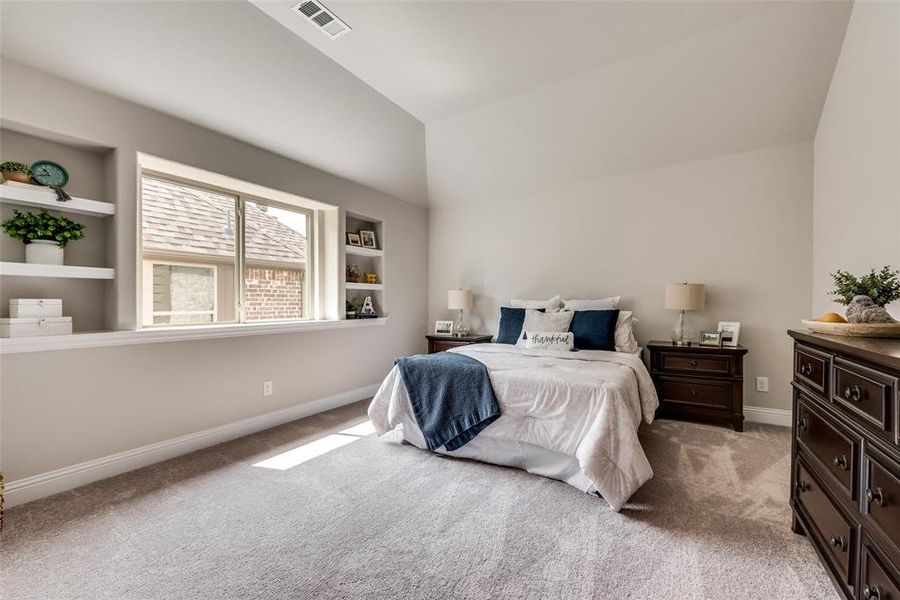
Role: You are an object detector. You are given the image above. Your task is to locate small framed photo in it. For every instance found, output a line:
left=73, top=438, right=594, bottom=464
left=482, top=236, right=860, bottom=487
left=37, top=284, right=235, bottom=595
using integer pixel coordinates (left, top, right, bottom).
left=717, top=321, right=741, bottom=347
left=699, top=330, right=723, bottom=347
left=359, top=230, right=377, bottom=249
left=347, top=232, right=362, bottom=246
left=434, top=320, right=454, bottom=335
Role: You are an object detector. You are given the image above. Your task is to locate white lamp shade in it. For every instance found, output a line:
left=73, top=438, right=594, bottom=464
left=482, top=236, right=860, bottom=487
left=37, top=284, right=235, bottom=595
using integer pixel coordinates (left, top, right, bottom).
left=665, top=283, right=706, bottom=311
left=448, top=289, right=473, bottom=310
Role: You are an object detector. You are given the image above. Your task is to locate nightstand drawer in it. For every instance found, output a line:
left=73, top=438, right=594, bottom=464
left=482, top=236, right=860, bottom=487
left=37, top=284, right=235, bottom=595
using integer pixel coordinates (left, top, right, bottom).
left=658, top=376, right=732, bottom=410
left=432, top=340, right=466, bottom=353
left=658, top=352, right=731, bottom=376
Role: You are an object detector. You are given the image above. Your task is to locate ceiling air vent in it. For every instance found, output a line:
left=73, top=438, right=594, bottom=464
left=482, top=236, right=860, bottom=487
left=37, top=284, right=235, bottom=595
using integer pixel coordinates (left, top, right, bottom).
left=292, top=1, right=351, bottom=39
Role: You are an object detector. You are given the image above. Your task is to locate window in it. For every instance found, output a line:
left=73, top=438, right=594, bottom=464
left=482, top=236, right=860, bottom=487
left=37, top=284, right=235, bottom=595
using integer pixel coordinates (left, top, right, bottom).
left=140, top=172, right=312, bottom=327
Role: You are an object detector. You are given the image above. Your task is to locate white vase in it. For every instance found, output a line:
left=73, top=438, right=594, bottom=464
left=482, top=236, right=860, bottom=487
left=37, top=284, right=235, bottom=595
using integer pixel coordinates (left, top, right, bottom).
left=25, top=240, right=64, bottom=265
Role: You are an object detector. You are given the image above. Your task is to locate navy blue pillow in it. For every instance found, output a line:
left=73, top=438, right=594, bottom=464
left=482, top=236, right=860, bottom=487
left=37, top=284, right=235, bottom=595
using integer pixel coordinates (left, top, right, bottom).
left=569, top=310, right=620, bottom=351
left=496, top=307, right=526, bottom=344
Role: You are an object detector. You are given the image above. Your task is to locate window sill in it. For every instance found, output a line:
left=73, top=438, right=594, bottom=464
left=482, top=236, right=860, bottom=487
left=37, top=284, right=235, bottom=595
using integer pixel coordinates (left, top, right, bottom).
left=0, top=317, right=388, bottom=355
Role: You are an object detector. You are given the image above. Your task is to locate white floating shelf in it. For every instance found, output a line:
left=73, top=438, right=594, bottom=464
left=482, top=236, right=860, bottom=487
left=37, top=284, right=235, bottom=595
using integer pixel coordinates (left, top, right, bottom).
left=345, top=245, right=384, bottom=258
left=0, top=262, right=115, bottom=279
left=345, top=282, right=384, bottom=291
left=0, top=182, right=115, bottom=217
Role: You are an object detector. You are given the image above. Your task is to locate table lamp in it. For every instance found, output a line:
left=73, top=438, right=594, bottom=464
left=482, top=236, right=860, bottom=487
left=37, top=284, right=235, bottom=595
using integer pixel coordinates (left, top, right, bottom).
left=665, top=282, right=705, bottom=346
left=448, top=289, right=473, bottom=337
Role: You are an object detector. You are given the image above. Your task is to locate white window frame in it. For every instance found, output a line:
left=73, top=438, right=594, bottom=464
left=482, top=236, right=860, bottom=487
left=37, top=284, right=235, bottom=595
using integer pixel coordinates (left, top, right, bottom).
left=145, top=259, right=218, bottom=326
left=138, top=158, right=322, bottom=329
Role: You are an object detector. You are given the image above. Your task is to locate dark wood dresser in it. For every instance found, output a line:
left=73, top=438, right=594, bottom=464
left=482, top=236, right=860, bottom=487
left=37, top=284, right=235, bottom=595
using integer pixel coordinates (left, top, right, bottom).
left=789, top=330, right=900, bottom=600
left=426, top=334, right=492, bottom=354
left=647, top=341, right=748, bottom=431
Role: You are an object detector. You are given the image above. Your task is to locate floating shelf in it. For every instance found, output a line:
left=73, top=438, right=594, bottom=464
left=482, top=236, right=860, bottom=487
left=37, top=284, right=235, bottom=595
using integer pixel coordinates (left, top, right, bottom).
left=345, top=282, right=384, bottom=291
left=0, top=182, right=115, bottom=217
left=0, top=262, right=115, bottom=279
left=345, top=245, right=384, bottom=258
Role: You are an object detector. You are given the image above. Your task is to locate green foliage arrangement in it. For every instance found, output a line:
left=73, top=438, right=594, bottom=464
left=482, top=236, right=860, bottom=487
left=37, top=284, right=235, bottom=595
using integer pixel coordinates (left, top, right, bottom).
left=830, top=266, right=900, bottom=307
left=1, top=209, right=85, bottom=248
left=0, top=161, right=32, bottom=175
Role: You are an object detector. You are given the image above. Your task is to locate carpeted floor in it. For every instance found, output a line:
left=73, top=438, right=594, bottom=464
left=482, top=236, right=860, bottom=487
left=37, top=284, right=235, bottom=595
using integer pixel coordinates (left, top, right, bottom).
left=1, top=401, right=837, bottom=599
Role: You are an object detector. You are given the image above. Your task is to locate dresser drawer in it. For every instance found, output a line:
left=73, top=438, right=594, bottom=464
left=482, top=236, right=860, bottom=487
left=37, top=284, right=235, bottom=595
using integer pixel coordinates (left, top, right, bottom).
left=795, top=344, right=831, bottom=398
left=795, top=459, right=855, bottom=585
left=659, top=352, right=731, bottom=376
left=658, top=376, right=732, bottom=410
left=833, top=358, right=896, bottom=435
left=861, top=537, right=900, bottom=600
left=796, top=397, right=860, bottom=501
left=865, top=449, right=900, bottom=549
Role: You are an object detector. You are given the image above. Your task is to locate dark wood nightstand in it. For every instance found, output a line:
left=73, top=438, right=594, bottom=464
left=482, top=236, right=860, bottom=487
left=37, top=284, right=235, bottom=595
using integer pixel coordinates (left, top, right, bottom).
left=426, top=334, right=493, bottom=354
left=647, top=340, right=749, bottom=431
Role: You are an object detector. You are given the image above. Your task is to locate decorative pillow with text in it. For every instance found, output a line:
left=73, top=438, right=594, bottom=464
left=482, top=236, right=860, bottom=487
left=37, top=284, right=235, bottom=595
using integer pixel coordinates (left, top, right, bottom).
left=524, top=331, right=575, bottom=351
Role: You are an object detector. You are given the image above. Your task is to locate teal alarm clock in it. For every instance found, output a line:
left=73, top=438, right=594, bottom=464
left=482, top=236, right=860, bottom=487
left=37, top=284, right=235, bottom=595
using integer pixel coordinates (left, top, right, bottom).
left=30, top=160, right=71, bottom=201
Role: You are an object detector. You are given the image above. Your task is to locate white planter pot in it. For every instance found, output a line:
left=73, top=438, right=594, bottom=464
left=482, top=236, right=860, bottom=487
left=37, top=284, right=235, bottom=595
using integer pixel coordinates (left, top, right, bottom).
left=25, top=240, right=64, bottom=265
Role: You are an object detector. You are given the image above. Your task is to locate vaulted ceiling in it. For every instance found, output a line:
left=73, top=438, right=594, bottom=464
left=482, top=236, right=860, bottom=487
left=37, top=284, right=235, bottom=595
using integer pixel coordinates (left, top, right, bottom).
left=1, top=1, right=853, bottom=205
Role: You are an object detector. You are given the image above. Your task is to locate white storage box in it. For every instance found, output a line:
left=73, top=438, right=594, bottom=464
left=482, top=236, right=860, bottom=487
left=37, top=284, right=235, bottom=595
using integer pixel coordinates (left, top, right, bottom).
left=10, top=298, right=63, bottom=318
left=0, top=317, right=73, bottom=338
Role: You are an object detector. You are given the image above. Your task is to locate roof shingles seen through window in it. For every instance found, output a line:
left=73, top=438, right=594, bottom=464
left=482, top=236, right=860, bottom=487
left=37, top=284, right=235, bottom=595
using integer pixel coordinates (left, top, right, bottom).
left=141, top=177, right=306, bottom=264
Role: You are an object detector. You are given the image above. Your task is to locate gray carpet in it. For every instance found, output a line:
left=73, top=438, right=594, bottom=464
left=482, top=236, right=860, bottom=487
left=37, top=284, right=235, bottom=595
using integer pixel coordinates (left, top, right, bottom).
left=1, top=401, right=837, bottom=599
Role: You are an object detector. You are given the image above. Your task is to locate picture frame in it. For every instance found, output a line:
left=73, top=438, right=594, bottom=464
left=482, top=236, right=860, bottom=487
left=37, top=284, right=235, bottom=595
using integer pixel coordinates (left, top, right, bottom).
left=347, top=232, right=362, bottom=246
left=359, top=230, right=377, bottom=249
left=699, top=330, right=723, bottom=347
left=717, top=321, right=741, bottom=347
left=434, top=320, right=454, bottom=335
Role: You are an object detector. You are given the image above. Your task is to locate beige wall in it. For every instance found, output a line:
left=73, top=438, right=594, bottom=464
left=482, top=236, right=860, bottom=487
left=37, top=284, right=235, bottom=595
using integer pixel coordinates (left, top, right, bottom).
left=0, top=62, right=428, bottom=481
left=427, top=124, right=814, bottom=411
left=813, top=1, right=900, bottom=317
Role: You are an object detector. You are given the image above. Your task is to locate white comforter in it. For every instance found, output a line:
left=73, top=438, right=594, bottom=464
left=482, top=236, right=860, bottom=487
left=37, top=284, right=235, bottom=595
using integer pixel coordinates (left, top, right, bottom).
left=368, top=343, right=659, bottom=510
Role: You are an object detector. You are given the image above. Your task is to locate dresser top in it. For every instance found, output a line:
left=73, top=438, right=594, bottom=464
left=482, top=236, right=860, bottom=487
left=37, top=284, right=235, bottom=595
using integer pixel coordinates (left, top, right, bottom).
left=788, top=329, right=900, bottom=372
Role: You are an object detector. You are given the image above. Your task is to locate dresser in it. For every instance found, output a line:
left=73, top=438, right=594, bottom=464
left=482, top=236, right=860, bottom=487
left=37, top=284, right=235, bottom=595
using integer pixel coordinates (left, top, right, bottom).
left=789, top=330, right=900, bottom=600
left=425, top=334, right=493, bottom=354
left=647, top=340, right=748, bottom=431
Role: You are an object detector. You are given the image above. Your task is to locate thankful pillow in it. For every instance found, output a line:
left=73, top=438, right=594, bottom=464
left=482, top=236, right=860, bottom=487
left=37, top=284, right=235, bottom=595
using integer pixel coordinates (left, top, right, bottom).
left=524, top=331, right=575, bottom=351
left=516, top=309, right=574, bottom=347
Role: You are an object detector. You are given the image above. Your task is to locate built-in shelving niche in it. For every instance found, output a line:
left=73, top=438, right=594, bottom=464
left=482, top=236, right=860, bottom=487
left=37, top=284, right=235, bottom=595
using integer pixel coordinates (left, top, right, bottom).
left=0, top=127, right=116, bottom=333
left=343, top=210, right=385, bottom=318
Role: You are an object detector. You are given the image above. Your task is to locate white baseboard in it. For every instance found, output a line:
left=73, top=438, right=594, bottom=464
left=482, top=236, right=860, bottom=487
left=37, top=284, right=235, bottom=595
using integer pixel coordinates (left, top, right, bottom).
left=744, top=405, right=792, bottom=427
left=5, top=384, right=379, bottom=508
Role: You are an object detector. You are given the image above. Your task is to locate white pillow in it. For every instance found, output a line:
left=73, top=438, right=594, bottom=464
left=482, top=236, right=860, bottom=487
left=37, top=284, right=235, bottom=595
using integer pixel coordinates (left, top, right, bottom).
left=510, top=295, right=562, bottom=313
left=615, top=311, right=639, bottom=353
left=563, top=296, right=620, bottom=310
left=516, top=309, right=574, bottom=347
left=525, top=331, right=575, bottom=351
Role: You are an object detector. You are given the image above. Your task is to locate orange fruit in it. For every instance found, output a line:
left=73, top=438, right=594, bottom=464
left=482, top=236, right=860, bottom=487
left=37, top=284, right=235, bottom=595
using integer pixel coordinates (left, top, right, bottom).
left=818, top=312, right=847, bottom=323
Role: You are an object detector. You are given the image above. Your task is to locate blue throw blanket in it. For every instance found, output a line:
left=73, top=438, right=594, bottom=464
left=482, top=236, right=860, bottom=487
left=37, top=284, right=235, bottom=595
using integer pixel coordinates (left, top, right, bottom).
left=395, top=352, right=500, bottom=451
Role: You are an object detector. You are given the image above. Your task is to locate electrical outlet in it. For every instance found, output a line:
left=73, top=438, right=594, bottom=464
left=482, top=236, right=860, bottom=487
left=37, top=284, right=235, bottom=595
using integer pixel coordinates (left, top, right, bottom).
left=263, top=380, right=273, bottom=396
left=756, top=377, right=769, bottom=393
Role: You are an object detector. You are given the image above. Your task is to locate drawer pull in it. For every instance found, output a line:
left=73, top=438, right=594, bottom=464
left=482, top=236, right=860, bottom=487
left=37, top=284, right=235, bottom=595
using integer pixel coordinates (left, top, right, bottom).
left=828, top=535, right=847, bottom=552
left=866, top=487, right=887, bottom=507
left=832, top=455, right=849, bottom=471
left=689, top=360, right=698, bottom=367
left=843, top=384, right=865, bottom=402
left=796, top=416, right=808, bottom=430
left=863, top=585, right=882, bottom=600
left=795, top=480, right=810, bottom=495
left=800, top=363, right=814, bottom=377
left=690, top=389, right=697, bottom=397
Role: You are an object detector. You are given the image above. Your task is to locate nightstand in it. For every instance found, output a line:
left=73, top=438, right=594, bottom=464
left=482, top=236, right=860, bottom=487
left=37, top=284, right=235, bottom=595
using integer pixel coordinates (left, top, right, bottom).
left=647, top=340, right=749, bottom=431
left=426, top=334, right=493, bottom=354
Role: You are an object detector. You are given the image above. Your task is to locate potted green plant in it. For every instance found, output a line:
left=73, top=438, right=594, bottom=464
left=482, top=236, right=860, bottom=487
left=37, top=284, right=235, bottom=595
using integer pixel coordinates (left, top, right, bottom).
left=346, top=299, right=359, bottom=320
left=1, top=209, right=86, bottom=265
left=830, top=266, right=900, bottom=307
left=0, top=161, right=33, bottom=184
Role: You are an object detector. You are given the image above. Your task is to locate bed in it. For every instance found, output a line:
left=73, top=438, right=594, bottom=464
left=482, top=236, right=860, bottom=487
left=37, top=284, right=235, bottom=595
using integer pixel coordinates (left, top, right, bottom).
left=368, top=342, right=659, bottom=511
